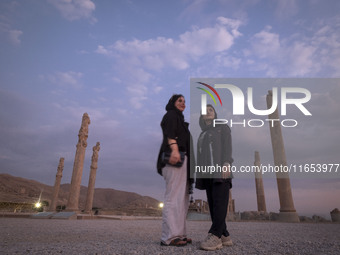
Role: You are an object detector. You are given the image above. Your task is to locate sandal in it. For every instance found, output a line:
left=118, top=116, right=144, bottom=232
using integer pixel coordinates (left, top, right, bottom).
left=183, top=238, right=192, bottom=244
left=160, top=238, right=187, bottom=247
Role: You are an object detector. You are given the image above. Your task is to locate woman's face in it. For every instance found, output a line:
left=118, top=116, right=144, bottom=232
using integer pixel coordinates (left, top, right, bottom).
left=175, top=96, right=186, bottom=112
left=202, top=106, right=215, bottom=120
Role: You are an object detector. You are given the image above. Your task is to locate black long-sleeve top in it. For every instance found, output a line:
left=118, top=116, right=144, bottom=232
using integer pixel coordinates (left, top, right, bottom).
left=195, top=120, right=233, bottom=190
left=156, top=109, right=194, bottom=184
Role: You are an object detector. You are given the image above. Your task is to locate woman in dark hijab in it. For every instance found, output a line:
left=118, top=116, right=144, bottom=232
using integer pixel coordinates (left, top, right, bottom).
left=157, top=94, right=193, bottom=247
left=196, top=104, right=233, bottom=251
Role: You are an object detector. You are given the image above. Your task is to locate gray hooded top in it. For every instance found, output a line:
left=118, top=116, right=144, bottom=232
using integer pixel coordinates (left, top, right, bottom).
left=195, top=104, right=233, bottom=190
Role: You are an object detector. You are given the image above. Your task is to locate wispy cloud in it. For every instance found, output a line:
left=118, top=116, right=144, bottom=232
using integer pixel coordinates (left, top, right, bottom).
left=95, top=45, right=112, bottom=56
left=48, top=0, right=97, bottom=23
left=8, top=29, right=23, bottom=45
left=247, top=17, right=340, bottom=77
left=0, top=16, right=23, bottom=45
left=40, top=71, right=83, bottom=89
left=251, top=26, right=281, bottom=59
left=275, top=0, right=298, bottom=20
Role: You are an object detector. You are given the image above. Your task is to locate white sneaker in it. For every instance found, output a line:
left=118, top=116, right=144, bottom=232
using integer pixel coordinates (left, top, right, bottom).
left=221, top=235, right=233, bottom=246
left=200, top=233, right=222, bottom=251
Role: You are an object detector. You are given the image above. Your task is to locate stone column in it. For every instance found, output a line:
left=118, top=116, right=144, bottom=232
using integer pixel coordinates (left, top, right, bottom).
left=227, top=189, right=235, bottom=214
left=266, top=91, right=299, bottom=222
left=66, top=113, right=90, bottom=212
left=254, top=151, right=267, bottom=212
left=84, top=142, right=100, bottom=213
left=49, top=157, right=64, bottom=211
left=227, top=189, right=235, bottom=221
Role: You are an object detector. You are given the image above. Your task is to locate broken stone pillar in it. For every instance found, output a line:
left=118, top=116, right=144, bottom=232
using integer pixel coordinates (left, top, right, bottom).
left=266, top=91, right=299, bottom=222
left=227, top=189, right=236, bottom=221
left=228, top=189, right=235, bottom=214
left=254, top=151, right=267, bottom=212
left=49, top=157, right=64, bottom=211
left=66, top=113, right=90, bottom=212
left=84, top=142, right=100, bottom=213
left=203, top=201, right=209, bottom=213
left=330, top=208, right=340, bottom=223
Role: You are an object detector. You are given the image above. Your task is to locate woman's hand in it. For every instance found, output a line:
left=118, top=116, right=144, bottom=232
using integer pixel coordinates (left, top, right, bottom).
left=168, top=138, right=181, bottom=165
left=169, top=150, right=181, bottom=165
left=222, top=162, right=231, bottom=179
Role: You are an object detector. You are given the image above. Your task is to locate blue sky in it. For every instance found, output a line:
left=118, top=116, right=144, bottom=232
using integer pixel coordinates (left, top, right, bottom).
left=1, top=0, right=340, bottom=218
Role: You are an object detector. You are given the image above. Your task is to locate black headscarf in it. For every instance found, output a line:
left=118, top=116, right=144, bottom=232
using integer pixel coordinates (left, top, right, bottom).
left=199, top=104, right=217, bottom=131
left=165, top=94, right=185, bottom=121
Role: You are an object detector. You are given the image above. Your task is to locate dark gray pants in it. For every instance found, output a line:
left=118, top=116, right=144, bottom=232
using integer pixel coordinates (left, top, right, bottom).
left=206, top=181, right=231, bottom=238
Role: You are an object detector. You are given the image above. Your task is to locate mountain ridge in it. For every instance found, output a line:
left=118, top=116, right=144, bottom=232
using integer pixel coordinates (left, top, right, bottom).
left=0, top=173, right=160, bottom=211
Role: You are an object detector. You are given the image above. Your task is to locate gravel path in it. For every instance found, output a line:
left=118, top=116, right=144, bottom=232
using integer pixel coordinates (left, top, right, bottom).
left=0, top=218, right=339, bottom=255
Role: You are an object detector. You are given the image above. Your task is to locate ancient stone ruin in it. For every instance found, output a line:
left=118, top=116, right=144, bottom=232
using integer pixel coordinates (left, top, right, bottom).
left=66, top=113, right=90, bottom=212
left=46, top=113, right=102, bottom=217
left=85, top=142, right=101, bottom=213
left=330, top=208, right=340, bottom=223
left=266, top=90, right=300, bottom=222
left=49, top=157, right=64, bottom=211
left=254, top=151, right=267, bottom=212
left=189, top=199, right=209, bottom=213
left=228, top=190, right=235, bottom=215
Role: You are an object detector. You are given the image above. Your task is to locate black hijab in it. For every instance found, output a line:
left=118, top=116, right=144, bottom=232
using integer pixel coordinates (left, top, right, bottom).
left=165, top=94, right=185, bottom=121
left=199, top=104, right=217, bottom=131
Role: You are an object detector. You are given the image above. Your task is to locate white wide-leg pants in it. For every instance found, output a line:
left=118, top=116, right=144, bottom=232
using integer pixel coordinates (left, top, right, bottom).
left=161, top=156, right=189, bottom=244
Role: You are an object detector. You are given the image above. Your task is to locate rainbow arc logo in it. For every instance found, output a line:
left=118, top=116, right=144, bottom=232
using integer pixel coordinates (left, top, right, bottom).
left=196, top=82, right=223, bottom=106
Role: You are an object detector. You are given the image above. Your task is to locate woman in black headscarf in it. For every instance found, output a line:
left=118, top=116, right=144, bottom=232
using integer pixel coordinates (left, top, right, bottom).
left=157, top=94, right=194, bottom=247
left=196, top=104, right=234, bottom=251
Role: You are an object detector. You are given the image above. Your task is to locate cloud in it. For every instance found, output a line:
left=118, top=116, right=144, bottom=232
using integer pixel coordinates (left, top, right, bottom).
left=247, top=18, right=340, bottom=77
left=178, top=0, right=210, bottom=21
left=93, top=87, right=107, bottom=93
left=153, top=86, right=163, bottom=94
left=8, top=29, right=23, bottom=45
left=48, top=0, right=96, bottom=23
left=95, top=45, right=112, bottom=56
left=96, top=16, right=243, bottom=70
left=286, top=42, right=318, bottom=76
left=41, top=71, right=83, bottom=89
left=275, top=0, right=298, bottom=20
left=0, top=17, right=23, bottom=45
left=107, top=16, right=242, bottom=71
left=251, top=26, right=281, bottom=59
left=124, top=68, right=151, bottom=109
left=215, top=54, right=242, bottom=70
left=216, top=16, right=243, bottom=37
left=96, top=17, right=243, bottom=108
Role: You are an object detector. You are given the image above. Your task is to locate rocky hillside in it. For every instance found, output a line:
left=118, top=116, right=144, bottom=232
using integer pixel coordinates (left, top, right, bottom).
left=0, top=173, right=160, bottom=210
